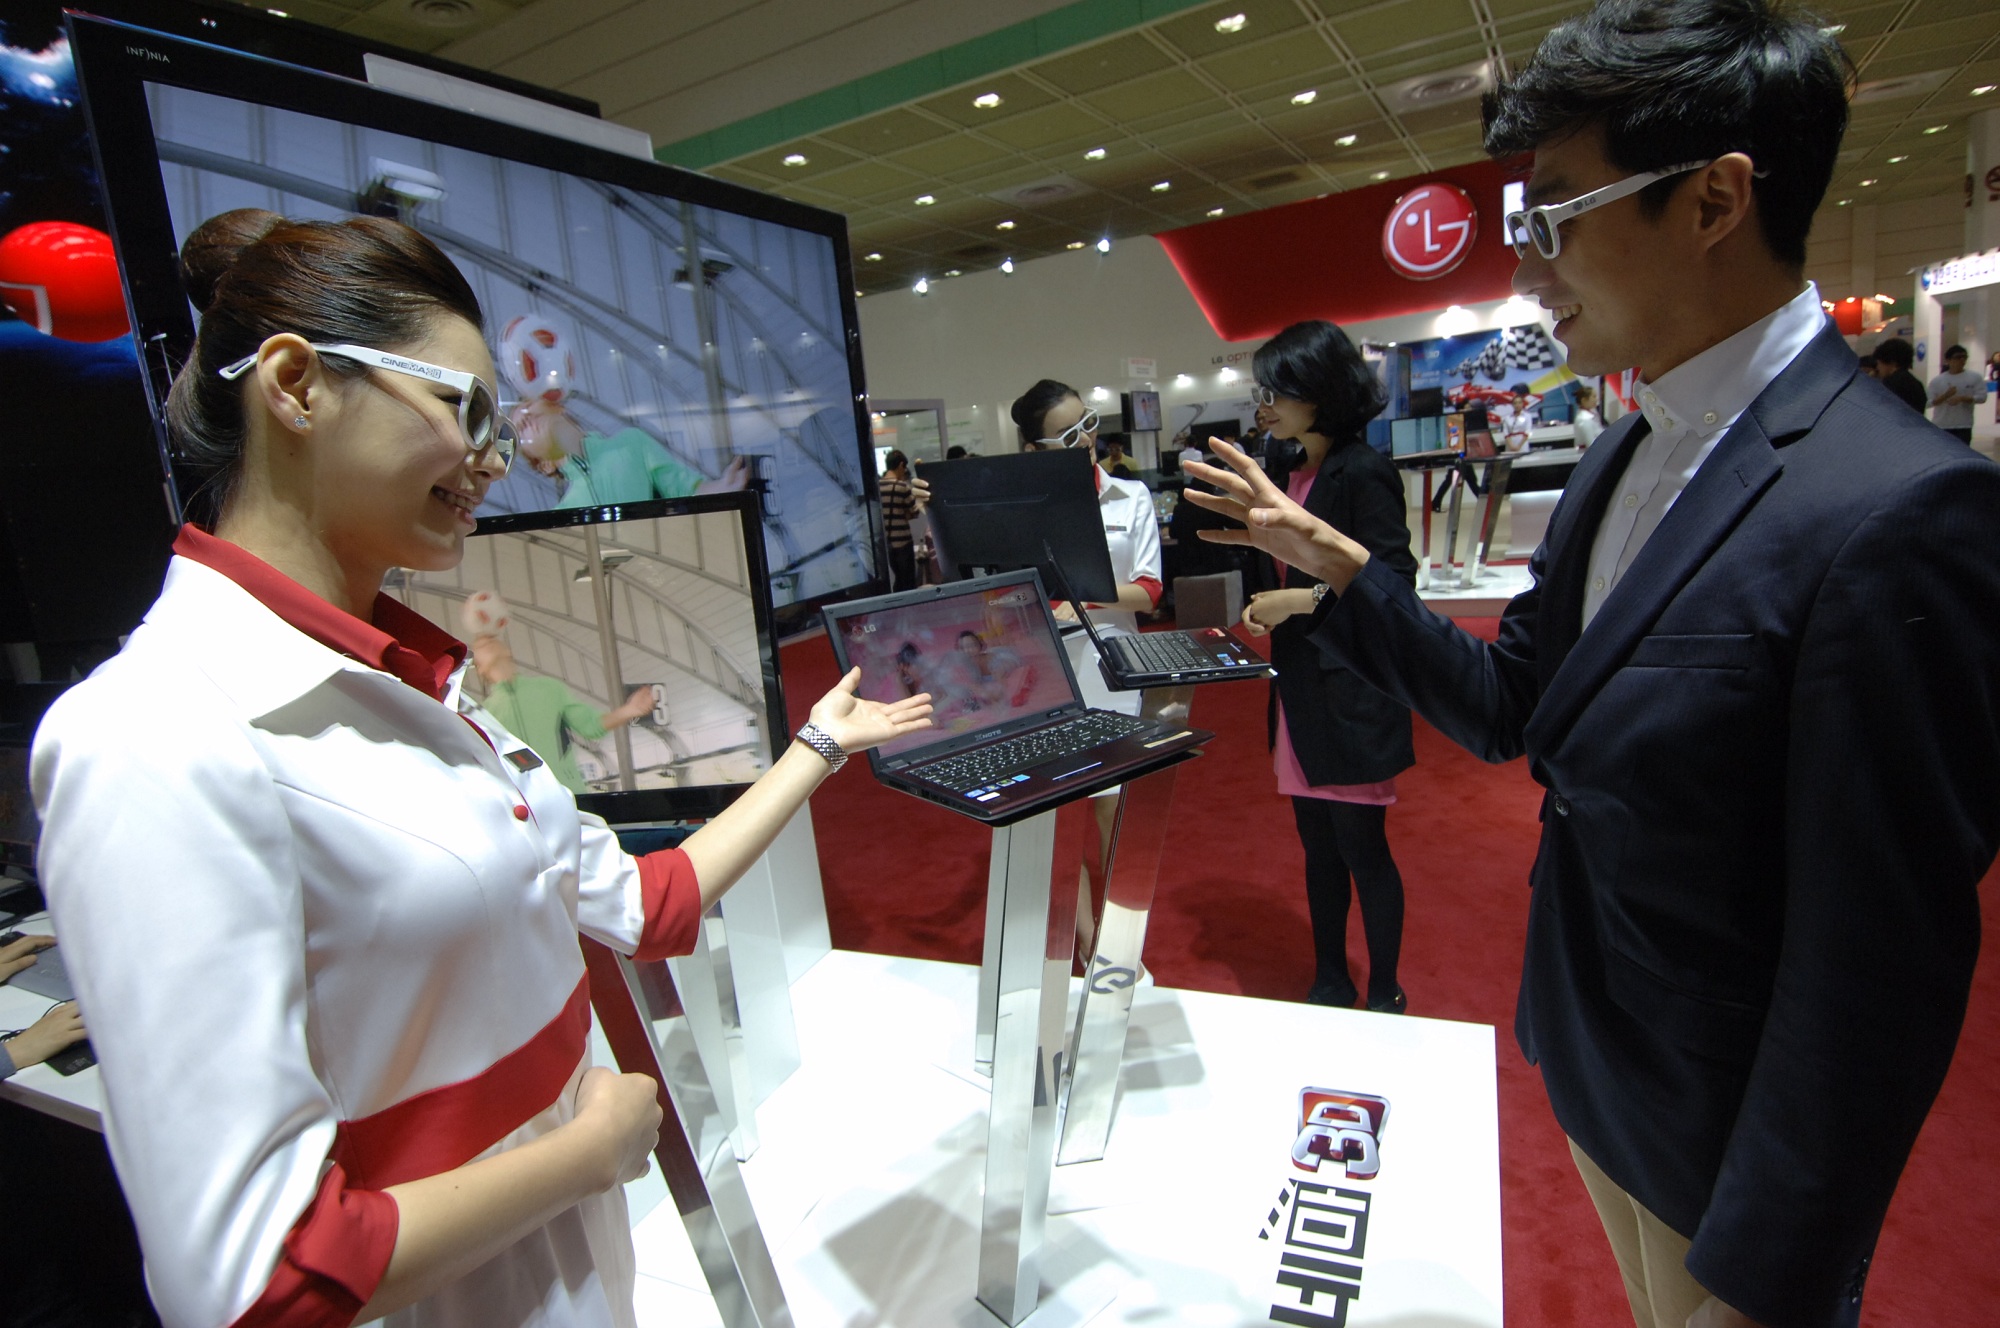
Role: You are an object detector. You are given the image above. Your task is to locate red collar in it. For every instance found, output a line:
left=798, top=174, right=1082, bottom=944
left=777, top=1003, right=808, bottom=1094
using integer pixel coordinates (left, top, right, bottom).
left=174, top=525, right=466, bottom=701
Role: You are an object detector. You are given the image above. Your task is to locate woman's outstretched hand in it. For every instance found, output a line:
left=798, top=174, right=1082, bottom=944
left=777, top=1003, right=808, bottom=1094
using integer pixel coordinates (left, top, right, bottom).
left=809, top=667, right=933, bottom=755
left=1179, top=439, right=1372, bottom=595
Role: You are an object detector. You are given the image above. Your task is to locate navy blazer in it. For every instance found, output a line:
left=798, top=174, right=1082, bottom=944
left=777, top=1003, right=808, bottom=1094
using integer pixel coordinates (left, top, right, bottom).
left=1311, top=322, right=2000, bottom=1327
left=1267, top=438, right=1417, bottom=786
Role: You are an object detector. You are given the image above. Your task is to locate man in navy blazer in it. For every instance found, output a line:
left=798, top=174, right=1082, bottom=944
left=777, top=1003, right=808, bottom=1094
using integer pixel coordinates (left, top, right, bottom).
left=1185, top=3, right=2000, bottom=1327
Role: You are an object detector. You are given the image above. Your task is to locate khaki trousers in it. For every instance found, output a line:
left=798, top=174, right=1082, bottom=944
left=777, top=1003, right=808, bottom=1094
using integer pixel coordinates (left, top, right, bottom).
left=1568, top=1138, right=1712, bottom=1328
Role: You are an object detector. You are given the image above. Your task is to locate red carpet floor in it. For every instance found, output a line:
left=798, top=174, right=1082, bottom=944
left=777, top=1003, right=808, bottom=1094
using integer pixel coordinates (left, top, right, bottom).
left=779, top=624, right=2000, bottom=1325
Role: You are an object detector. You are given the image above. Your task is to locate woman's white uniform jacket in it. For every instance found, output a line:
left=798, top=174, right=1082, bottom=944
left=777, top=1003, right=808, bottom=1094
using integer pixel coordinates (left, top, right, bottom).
left=31, top=535, right=701, bottom=1328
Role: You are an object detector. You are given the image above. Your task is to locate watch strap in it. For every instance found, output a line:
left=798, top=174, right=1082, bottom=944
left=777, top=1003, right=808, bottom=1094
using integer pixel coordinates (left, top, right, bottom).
left=794, top=721, right=848, bottom=772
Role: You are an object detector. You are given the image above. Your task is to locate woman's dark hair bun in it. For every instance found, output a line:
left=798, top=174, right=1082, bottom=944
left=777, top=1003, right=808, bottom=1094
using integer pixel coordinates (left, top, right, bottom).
left=179, top=208, right=287, bottom=316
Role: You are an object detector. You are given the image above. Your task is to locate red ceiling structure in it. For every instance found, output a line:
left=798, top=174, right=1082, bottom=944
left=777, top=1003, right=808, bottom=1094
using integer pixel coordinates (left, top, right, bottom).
left=1156, top=157, right=1530, bottom=343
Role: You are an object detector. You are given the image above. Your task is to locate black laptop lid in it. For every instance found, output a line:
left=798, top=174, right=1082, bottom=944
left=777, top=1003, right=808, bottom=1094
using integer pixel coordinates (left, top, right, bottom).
left=823, top=570, right=1086, bottom=768
left=920, top=450, right=1119, bottom=603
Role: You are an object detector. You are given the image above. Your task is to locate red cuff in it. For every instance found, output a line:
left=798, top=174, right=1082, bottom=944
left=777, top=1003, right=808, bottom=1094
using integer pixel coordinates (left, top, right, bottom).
left=1132, top=576, right=1164, bottom=609
left=228, top=1162, right=398, bottom=1328
left=635, top=847, right=703, bottom=960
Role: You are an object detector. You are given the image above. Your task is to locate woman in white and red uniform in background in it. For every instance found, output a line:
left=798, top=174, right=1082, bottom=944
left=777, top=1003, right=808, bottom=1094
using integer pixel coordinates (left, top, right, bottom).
left=29, top=209, right=931, bottom=1328
left=1009, top=380, right=1163, bottom=718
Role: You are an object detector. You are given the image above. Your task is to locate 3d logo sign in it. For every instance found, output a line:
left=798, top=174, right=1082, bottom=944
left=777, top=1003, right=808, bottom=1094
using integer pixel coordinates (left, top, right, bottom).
left=1382, top=183, right=1479, bottom=281
left=1291, top=1088, right=1391, bottom=1180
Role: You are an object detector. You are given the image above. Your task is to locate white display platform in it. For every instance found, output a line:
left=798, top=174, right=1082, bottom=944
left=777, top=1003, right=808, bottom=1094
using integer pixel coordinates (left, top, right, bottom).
left=1418, top=563, right=1534, bottom=619
left=629, top=950, right=1502, bottom=1327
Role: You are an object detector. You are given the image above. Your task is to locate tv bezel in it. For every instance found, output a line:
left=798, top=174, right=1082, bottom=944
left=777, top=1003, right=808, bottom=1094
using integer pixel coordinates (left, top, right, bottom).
left=66, top=13, right=886, bottom=630
left=465, top=490, right=787, bottom=825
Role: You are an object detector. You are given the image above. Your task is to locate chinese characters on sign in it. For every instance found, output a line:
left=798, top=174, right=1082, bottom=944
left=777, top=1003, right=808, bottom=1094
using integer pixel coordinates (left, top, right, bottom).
left=1258, top=1088, right=1390, bottom=1326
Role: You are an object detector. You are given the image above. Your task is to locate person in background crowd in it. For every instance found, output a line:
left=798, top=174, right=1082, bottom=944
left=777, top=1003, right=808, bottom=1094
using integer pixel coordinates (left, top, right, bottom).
left=1854, top=353, right=1875, bottom=376
left=1012, top=381, right=1164, bottom=682
left=1236, top=321, right=1418, bottom=1015
left=30, top=207, right=933, bottom=1328
left=880, top=449, right=918, bottom=589
left=1926, top=344, right=1986, bottom=444
left=1099, top=432, right=1138, bottom=477
left=1573, top=383, right=1605, bottom=449
left=1184, top=2, right=2000, bottom=1325
left=1870, top=336, right=1927, bottom=413
left=945, top=444, right=969, bottom=459
left=0, top=933, right=89, bottom=1079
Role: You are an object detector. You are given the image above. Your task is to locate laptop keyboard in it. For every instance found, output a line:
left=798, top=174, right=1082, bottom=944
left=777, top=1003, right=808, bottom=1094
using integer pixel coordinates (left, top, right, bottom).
left=914, top=711, right=1155, bottom=792
left=1113, top=631, right=1225, bottom=673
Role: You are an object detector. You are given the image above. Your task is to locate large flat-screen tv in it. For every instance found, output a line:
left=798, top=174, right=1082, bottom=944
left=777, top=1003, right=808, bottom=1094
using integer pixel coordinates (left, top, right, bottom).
left=397, top=492, right=784, bottom=823
left=69, top=13, right=883, bottom=632
left=0, top=0, right=601, bottom=667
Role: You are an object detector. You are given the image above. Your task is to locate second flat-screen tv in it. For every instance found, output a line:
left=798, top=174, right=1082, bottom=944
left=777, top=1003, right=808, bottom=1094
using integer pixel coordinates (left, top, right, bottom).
left=396, top=492, right=785, bottom=823
left=69, top=13, right=883, bottom=625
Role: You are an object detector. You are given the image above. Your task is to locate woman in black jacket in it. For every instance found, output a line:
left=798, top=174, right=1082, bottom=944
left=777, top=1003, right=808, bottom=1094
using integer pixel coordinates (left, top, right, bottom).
left=1238, top=321, right=1420, bottom=1012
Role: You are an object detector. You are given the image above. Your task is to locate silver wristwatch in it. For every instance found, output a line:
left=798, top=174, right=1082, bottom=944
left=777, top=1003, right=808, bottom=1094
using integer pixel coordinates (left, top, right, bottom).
left=794, top=721, right=848, bottom=772
left=1311, top=582, right=1331, bottom=608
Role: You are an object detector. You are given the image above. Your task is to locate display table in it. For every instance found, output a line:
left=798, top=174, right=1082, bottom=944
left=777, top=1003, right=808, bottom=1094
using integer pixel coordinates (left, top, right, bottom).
left=627, top=950, right=1504, bottom=1327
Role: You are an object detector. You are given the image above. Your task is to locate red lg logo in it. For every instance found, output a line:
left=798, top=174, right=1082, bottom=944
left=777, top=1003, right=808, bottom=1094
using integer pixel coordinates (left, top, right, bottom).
left=1382, top=183, right=1479, bottom=281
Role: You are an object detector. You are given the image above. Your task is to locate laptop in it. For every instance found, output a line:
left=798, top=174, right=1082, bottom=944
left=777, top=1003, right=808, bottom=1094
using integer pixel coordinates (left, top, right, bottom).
left=822, top=570, right=1212, bottom=825
left=1042, top=549, right=1270, bottom=691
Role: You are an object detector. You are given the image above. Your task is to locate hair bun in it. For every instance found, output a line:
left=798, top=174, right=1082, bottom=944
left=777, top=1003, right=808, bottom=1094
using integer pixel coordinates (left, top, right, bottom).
left=179, top=207, right=287, bottom=315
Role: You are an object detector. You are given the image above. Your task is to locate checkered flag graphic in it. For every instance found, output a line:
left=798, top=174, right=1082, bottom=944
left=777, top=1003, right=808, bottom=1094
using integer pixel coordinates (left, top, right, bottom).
left=1499, top=324, right=1560, bottom=372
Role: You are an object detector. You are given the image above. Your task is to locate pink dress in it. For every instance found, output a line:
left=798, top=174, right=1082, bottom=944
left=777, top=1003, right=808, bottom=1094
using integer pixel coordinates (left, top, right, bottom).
left=1271, top=468, right=1396, bottom=805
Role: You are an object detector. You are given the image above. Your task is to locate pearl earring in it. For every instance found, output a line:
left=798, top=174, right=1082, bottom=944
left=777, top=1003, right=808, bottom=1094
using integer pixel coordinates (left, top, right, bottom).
left=294, top=415, right=309, bottom=429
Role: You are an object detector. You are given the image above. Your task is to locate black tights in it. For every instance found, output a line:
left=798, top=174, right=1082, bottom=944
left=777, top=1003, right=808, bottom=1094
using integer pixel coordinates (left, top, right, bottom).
left=1291, top=798, right=1404, bottom=1004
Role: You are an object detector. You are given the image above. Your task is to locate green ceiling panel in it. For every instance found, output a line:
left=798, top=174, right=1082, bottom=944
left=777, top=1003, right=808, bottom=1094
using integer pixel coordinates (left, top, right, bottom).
left=656, top=0, right=1214, bottom=169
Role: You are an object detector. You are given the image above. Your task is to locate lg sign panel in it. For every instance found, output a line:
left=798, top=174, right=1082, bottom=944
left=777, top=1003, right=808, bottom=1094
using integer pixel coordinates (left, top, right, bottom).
left=1381, top=183, right=1479, bottom=281
left=70, top=16, right=884, bottom=620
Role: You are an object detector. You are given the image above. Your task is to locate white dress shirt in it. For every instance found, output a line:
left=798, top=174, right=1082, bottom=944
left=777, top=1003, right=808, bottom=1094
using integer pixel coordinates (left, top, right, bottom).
left=1580, top=283, right=1827, bottom=630
left=1063, top=471, right=1163, bottom=717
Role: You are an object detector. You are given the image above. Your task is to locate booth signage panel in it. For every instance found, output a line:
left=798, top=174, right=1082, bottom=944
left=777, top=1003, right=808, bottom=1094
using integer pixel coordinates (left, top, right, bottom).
left=1157, top=158, right=1522, bottom=342
left=1918, top=250, right=2000, bottom=295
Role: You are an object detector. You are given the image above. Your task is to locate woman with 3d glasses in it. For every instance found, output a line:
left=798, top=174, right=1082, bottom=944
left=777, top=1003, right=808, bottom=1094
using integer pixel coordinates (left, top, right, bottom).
left=29, top=209, right=931, bottom=1328
left=1009, top=379, right=1163, bottom=718
left=1229, top=322, right=1419, bottom=1014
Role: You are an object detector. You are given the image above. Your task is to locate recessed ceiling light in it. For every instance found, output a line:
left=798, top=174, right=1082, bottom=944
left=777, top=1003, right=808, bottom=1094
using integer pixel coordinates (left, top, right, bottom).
left=1096, top=238, right=1112, bottom=253
left=1924, top=124, right=1947, bottom=134
left=913, top=277, right=929, bottom=295
left=267, top=7, right=289, bottom=15
left=1206, top=207, right=1225, bottom=217
left=1335, top=134, right=1358, bottom=147
left=1085, top=147, right=1107, bottom=161
left=972, top=92, right=1003, bottom=109
left=1291, top=89, right=1318, bottom=106
left=864, top=252, right=882, bottom=261
left=855, top=290, right=864, bottom=299
left=1836, top=198, right=1852, bottom=206
left=1066, top=241, right=1086, bottom=250
left=1370, top=170, right=1391, bottom=181
left=1887, top=155, right=1907, bottom=163
left=996, top=219, right=1016, bottom=230
left=914, top=194, right=936, bottom=205
left=1150, top=180, right=1171, bottom=192
left=1819, top=23, right=1844, bottom=36
left=1001, top=258, right=1015, bottom=274
left=1975, top=85, right=1997, bottom=96
left=945, top=269, right=962, bottom=277
left=1214, top=13, right=1247, bottom=34
left=1859, top=177, right=1878, bottom=186
left=782, top=153, right=807, bottom=167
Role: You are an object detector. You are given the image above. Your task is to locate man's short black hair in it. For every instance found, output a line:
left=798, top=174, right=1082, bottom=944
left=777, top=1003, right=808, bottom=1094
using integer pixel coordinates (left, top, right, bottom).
left=1857, top=354, right=1876, bottom=371
left=1874, top=338, right=1914, bottom=372
left=1945, top=344, right=1969, bottom=361
left=1252, top=320, right=1386, bottom=442
left=1483, top=0, right=1852, bottom=267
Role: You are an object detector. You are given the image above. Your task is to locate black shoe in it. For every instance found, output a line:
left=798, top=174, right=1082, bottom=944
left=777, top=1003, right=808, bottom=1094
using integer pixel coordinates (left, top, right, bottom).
left=1366, top=987, right=1407, bottom=1014
left=1307, top=979, right=1358, bottom=1008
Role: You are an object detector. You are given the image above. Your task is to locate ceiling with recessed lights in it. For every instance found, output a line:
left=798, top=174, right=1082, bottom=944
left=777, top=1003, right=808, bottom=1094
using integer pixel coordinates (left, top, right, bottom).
left=222, top=0, right=2000, bottom=295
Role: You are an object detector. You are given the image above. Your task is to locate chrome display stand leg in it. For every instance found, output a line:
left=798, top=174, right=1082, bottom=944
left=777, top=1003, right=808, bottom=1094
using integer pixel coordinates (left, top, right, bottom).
left=668, top=908, right=761, bottom=1159
left=583, top=937, right=793, bottom=1328
left=975, top=796, right=1095, bottom=1326
left=1056, top=685, right=1191, bottom=1165
left=1442, top=465, right=1473, bottom=589
left=1474, top=457, right=1516, bottom=575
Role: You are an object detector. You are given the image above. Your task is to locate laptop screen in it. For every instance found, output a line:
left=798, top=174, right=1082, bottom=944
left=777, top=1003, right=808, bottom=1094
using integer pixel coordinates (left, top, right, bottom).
left=836, top=580, right=1077, bottom=759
